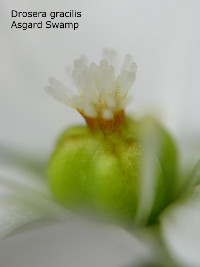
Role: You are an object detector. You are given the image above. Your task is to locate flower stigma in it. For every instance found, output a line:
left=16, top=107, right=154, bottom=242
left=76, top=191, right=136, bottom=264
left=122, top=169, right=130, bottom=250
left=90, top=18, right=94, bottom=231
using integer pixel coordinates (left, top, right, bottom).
left=45, top=50, right=137, bottom=131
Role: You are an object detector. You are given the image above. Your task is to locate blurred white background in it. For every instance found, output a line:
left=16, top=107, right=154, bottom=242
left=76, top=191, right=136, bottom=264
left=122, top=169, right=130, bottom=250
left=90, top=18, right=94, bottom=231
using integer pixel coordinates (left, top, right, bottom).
left=0, top=1, right=200, bottom=266
left=1, top=0, right=200, bottom=162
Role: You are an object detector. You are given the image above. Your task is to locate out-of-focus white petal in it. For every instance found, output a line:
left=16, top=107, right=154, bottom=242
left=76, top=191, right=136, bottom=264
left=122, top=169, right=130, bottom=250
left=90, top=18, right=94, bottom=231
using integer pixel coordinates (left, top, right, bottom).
left=187, top=159, right=200, bottom=189
left=0, top=194, right=47, bottom=239
left=0, top=171, right=78, bottom=239
left=134, top=121, right=161, bottom=226
left=0, top=220, right=154, bottom=267
left=160, top=187, right=200, bottom=266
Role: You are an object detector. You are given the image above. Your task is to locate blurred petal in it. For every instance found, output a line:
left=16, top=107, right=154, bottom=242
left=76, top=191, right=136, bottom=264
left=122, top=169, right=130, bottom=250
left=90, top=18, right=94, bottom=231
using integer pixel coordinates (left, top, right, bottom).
left=0, top=221, right=153, bottom=267
left=134, top=116, right=178, bottom=225
left=160, top=187, right=200, bottom=266
left=0, top=194, right=48, bottom=239
left=0, top=171, right=78, bottom=238
left=187, top=159, right=200, bottom=189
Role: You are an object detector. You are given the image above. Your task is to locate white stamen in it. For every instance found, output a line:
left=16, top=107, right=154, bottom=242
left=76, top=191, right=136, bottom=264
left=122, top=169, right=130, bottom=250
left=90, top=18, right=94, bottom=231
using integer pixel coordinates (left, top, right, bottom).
left=45, top=50, right=137, bottom=119
left=116, top=70, right=136, bottom=97
left=121, top=54, right=133, bottom=72
left=45, top=78, right=74, bottom=106
left=103, top=48, right=118, bottom=74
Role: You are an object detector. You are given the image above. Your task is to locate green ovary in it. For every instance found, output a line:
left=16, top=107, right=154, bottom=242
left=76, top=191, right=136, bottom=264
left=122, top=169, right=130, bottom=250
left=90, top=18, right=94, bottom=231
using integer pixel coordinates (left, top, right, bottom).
left=47, top=116, right=178, bottom=226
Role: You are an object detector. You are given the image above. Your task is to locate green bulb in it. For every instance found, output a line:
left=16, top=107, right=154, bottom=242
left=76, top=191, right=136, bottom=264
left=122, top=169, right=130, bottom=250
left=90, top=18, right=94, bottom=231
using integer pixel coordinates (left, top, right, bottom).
left=47, top=115, right=178, bottom=226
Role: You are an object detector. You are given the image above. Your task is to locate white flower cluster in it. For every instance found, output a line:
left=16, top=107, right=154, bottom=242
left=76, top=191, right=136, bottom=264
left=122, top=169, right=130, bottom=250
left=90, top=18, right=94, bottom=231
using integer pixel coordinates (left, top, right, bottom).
left=45, top=50, right=137, bottom=120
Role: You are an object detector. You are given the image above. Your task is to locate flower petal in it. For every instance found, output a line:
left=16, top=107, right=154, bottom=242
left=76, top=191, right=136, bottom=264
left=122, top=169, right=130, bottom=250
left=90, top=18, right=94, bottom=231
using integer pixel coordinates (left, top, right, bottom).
left=0, top=171, right=77, bottom=238
left=187, top=159, right=200, bottom=189
left=160, top=187, right=200, bottom=266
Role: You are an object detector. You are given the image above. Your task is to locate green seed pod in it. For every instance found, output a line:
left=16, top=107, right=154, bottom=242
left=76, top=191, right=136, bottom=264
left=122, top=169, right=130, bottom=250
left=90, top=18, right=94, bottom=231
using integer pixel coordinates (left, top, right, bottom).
left=45, top=51, right=178, bottom=226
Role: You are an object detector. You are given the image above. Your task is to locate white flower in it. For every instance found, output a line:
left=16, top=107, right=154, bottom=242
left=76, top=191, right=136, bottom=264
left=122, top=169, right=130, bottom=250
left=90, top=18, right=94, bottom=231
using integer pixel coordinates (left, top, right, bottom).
left=2, top=46, right=200, bottom=266
left=45, top=50, right=137, bottom=121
